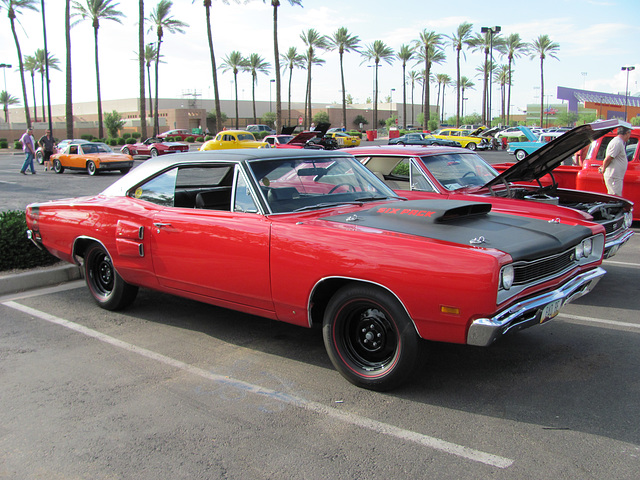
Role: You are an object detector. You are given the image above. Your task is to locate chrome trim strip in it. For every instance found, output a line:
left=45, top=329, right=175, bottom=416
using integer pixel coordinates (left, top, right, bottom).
left=468, top=267, right=606, bottom=347
left=603, top=229, right=634, bottom=257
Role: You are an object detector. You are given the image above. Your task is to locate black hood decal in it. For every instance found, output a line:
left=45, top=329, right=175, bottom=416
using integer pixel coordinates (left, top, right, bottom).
left=323, top=200, right=592, bottom=261
left=484, top=119, right=630, bottom=188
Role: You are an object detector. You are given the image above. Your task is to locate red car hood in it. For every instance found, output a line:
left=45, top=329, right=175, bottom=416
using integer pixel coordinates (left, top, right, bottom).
left=288, top=131, right=320, bottom=146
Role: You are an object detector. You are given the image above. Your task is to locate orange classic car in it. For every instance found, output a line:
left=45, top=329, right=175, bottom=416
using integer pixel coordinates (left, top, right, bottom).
left=51, top=141, right=134, bottom=176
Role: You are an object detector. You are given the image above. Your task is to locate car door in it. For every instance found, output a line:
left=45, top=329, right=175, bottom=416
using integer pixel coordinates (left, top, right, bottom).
left=139, top=162, right=273, bottom=312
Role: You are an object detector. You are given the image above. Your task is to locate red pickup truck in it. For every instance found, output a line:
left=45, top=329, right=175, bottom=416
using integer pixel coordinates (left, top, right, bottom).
left=494, top=123, right=639, bottom=221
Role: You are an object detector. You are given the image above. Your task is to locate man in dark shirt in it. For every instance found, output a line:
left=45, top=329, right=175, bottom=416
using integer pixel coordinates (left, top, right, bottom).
left=38, top=129, right=56, bottom=171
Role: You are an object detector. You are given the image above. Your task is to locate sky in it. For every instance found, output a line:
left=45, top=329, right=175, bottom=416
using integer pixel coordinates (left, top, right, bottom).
left=1, top=0, right=639, bottom=121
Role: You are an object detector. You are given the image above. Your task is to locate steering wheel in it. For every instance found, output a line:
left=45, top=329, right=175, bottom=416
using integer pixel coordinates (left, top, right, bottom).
left=462, top=171, right=478, bottom=178
left=329, top=183, right=357, bottom=193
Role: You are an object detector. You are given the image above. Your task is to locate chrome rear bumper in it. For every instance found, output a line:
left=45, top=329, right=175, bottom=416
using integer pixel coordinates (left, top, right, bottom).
left=467, top=267, right=606, bottom=347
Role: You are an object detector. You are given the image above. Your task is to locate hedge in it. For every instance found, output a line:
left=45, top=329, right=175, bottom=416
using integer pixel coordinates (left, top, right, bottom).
left=0, top=210, right=58, bottom=271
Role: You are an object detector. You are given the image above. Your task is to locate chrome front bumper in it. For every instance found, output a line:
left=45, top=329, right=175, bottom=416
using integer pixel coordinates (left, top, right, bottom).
left=603, top=229, right=634, bottom=259
left=467, top=267, right=606, bottom=347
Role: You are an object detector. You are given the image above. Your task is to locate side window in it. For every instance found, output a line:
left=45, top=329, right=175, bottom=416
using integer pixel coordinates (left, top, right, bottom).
left=626, top=137, right=638, bottom=162
left=215, top=133, right=223, bottom=141
left=410, top=161, right=436, bottom=192
left=595, top=138, right=612, bottom=161
left=233, top=170, right=259, bottom=213
left=132, top=168, right=177, bottom=207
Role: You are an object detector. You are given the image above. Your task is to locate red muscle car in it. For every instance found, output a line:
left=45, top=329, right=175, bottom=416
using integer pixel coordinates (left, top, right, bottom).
left=121, top=138, right=189, bottom=158
left=26, top=149, right=606, bottom=390
left=351, top=120, right=633, bottom=259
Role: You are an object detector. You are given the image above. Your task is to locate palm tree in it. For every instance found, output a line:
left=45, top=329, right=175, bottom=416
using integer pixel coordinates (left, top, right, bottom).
left=413, top=30, right=443, bottom=127
left=327, top=27, right=360, bottom=129
left=528, top=34, right=560, bottom=127
left=1, top=90, right=20, bottom=123
left=35, top=49, right=60, bottom=123
left=396, top=44, right=414, bottom=129
left=195, top=0, right=232, bottom=135
left=496, top=33, right=527, bottom=125
left=456, top=76, right=475, bottom=119
left=414, top=43, right=445, bottom=128
left=407, top=71, right=420, bottom=126
left=447, top=22, right=473, bottom=127
left=244, top=53, right=271, bottom=124
left=147, top=0, right=187, bottom=136
left=361, top=40, right=394, bottom=129
left=469, top=29, right=504, bottom=126
left=300, top=28, right=328, bottom=128
left=220, top=51, right=246, bottom=130
left=280, top=46, right=304, bottom=126
left=435, top=73, right=451, bottom=124
left=71, top=0, right=125, bottom=139
left=263, top=0, right=302, bottom=132
left=144, top=43, right=159, bottom=123
left=65, top=0, right=73, bottom=138
left=301, top=48, right=325, bottom=128
left=23, top=54, right=38, bottom=123
left=494, top=65, right=510, bottom=124
left=138, top=0, right=146, bottom=139
left=2, top=0, right=38, bottom=128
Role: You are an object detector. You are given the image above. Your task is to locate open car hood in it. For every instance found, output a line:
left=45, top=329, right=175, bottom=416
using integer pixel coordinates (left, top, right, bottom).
left=483, top=119, right=630, bottom=188
left=288, top=131, right=320, bottom=146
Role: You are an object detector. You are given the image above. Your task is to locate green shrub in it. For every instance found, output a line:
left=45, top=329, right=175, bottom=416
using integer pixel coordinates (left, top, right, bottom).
left=195, top=136, right=204, bottom=142
left=131, top=132, right=142, bottom=139
left=346, top=130, right=362, bottom=138
left=204, top=135, right=213, bottom=141
left=185, top=136, right=195, bottom=143
left=0, top=140, right=8, bottom=148
left=122, top=132, right=131, bottom=139
left=126, top=138, right=136, bottom=144
left=0, top=138, right=7, bottom=142
left=14, top=140, right=22, bottom=149
left=117, top=137, right=126, bottom=145
left=81, top=134, right=93, bottom=140
left=107, top=138, right=118, bottom=146
left=0, top=210, right=58, bottom=271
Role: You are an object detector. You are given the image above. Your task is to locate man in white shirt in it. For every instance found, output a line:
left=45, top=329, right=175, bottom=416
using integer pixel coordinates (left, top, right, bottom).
left=599, top=126, right=631, bottom=196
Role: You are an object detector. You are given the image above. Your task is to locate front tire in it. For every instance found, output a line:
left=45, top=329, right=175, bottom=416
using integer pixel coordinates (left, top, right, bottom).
left=122, top=147, right=130, bottom=155
left=150, top=148, right=158, bottom=157
left=466, top=142, right=477, bottom=151
left=84, top=244, right=138, bottom=311
left=87, top=160, right=97, bottom=175
left=322, top=284, right=419, bottom=391
left=53, top=158, right=64, bottom=174
left=36, top=150, right=44, bottom=164
left=515, top=149, right=527, bottom=161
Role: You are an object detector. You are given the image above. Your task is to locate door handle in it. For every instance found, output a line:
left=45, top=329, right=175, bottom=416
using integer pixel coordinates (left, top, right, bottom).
left=153, top=222, right=173, bottom=232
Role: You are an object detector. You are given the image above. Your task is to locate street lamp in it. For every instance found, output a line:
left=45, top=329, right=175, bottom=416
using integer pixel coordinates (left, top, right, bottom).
left=462, top=97, right=468, bottom=118
left=0, top=63, right=11, bottom=92
left=622, top=66, right=635, bottom=119
left=481, top=26, right=501, bottom=126
left=269, top=79, right=275, bottom=114
left=390, top=88, right=395, bottom=103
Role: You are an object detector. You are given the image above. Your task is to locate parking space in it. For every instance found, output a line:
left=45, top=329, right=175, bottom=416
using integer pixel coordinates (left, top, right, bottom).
left=1, top=228, right=638, bottom=478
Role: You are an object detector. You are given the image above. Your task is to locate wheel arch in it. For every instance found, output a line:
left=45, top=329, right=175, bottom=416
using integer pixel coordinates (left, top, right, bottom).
left=307, top=276, right=418, bottom=334
left=72, top=236, right=110, bottom=264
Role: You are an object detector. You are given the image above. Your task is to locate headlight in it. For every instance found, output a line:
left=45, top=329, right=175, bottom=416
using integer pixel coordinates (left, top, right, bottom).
left=500, top=265, right=514, bottom=290
left=582, top=238, right=592, bottom=257
left=624, top=211, right=633, bottom=228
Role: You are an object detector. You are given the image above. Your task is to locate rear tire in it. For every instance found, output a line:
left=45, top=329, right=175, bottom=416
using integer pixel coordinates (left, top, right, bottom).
left=53, top=158, right=64, bottom=174
left=515, top=149, right=527, bottom=161
left=150, top=148, right=158, bottom=157
left=87, top=160, right=97, bottom=175
left=122, top=147, right=130, bottom=155
left=466, top=142, right=477, bottom=151
left=84, top=244, right=138, bottom=311
left=322, top=284, right=419, bottom=391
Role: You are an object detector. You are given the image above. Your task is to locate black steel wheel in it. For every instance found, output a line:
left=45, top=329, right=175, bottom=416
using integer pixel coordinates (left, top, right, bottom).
left=323, top=284, right=419, bottom=391
left=53, top=158, right=64, bottom=174
left=84, top=244, right=138, bottom=311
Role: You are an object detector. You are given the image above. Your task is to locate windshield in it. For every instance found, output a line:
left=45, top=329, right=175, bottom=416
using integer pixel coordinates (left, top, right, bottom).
left=248, top=155, right=397, bottom=213
left=421, top=152, right=498, bottom=190
left=82, top=143, right=113, bottom=154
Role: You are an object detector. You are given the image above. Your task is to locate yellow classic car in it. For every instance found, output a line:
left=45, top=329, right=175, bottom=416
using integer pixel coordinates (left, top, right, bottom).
left=51, top=141, right=134, bottom=175
left=431, top=128, right=488, bottom=151
left=326, top=131, right=361, bottom=147
left=199, top=130, right=267, bottom=150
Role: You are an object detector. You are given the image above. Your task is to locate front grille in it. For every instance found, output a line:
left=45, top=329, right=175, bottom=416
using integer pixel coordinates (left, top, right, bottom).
left=513, top=249, right=575, bottom=285
left=601, top=218, right=622, bottom=235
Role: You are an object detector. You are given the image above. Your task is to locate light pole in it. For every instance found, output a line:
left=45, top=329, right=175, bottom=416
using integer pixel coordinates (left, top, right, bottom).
left=622, top=66, right=635, bottom=120
left=462, top=97, right=468, bottom=119
left=0, top=63, right=11, bottom=92
left=390, top=88, right=395, bottom=103
left=481, top=26, right=501, bottom=126
left=581, top=72, right=587, bottom=89
left=269, top=79, right=275, bottom=113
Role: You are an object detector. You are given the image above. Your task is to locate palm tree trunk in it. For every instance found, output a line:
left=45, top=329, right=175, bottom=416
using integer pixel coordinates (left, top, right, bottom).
left=205, top=2, right=222, bottom=133
left=539, top=57, right=544, bottom=127
left=456, top=50, right=461, bottom=127
left=436, top=82, right=441, bottom=122
left=154, top=39, right=161, bottom=137
left=30, top=73, right=38, bottom=123
left=441, top=86, right=445, bottom=123
left=93, top=26, right=104, bottom=138
left=306, top=63, right=312, bottom=128
left=252, top=75, right=257, bottom=124
left=410, top=80, right=414, bottom=126
left=423, top=57, right=428, bottom=126
left=401, top=64, right=406, bottom=129
left=506, top=58, right=512, bottom=125
left=374, top=63, right=379, bottom=129
left=139, top=0, right=147, bottom=139
left=233, top=72, right=239, bottom=129
left=147, top=62, right=153, bottom=123
left=340, top=52, right=347, bottom=128
left=288, top=65, right=293, bottom=127
left=40, top=71, right=46, bottom=123
left=9, top=15, right=31, bottom=128
left=272, top=4, right=282, bottom=131
left=65, top=0, right=73, bottom=138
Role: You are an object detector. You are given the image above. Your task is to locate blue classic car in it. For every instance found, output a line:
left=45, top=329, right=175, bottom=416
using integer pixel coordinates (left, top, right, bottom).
left=507, top=127, right=565, bottom=161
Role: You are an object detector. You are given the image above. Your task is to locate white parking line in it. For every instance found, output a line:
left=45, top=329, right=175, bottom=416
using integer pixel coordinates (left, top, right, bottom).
left=4, top=300, right=513, bottom=469
left=603, top=260, right=640, bottom=268
left=559, top=313, right=640, bottom=330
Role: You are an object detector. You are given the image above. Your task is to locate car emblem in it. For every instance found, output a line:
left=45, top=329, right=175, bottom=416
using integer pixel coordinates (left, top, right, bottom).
left=346, top=214, right=359, bottom=222
left=469, top=236, right=486, bottom=245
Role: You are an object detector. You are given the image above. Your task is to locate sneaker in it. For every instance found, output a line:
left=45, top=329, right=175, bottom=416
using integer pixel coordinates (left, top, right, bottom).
left=31, top=171, right=36, bottom=174
left=20, top=171, right=26, bottom=175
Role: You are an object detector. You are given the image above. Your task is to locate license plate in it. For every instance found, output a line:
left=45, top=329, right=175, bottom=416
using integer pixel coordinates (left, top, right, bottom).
left=540, top=299, right=563, bottom=323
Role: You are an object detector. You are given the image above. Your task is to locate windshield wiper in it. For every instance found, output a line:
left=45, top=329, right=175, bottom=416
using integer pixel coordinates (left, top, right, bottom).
left=293, top=201, right=364, bottom=212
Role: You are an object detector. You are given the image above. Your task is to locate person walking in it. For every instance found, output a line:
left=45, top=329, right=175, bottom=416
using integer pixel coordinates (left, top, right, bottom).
left=38, top=129, right=56, bottom=171
left=19, top=127, right=37, bottom=175
left=598, top=126, right=631, bottom=196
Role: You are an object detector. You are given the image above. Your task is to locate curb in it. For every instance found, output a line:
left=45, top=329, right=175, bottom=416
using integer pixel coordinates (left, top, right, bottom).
left=0, top=264, right=83, bottom=296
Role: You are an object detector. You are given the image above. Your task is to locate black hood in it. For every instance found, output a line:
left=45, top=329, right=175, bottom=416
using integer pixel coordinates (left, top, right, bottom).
left=483, top=119, right=631, bottom=188
left=322, top=199, right=592, bottom=261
